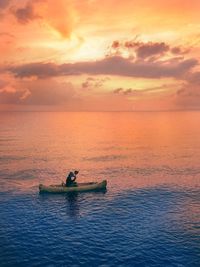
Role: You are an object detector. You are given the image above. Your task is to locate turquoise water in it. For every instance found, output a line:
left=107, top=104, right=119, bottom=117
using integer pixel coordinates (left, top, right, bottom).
left=0, top=112, right=200, bottom=266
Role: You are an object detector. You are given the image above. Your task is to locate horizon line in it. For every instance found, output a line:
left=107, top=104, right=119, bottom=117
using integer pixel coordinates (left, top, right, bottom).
left=0, top=109, right=200, bottom=113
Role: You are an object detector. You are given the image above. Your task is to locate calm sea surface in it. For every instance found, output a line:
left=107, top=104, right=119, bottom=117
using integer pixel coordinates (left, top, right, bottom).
left=0, top=111, right=200, bottom=267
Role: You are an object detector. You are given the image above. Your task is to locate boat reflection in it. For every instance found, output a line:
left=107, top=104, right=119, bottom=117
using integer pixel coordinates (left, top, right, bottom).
left=38, top=189, right=107, bottom=219
left=65, top=190, right=107, bottom=218
left=65, top=192, right=79, bottom=218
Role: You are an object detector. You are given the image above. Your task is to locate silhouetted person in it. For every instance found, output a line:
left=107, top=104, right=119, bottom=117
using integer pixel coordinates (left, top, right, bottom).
left=66, top=170, right=79, bottom=187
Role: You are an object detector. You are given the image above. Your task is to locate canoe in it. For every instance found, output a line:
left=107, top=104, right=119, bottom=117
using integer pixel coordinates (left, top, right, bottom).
left=39, top=180, right=107, bottom=193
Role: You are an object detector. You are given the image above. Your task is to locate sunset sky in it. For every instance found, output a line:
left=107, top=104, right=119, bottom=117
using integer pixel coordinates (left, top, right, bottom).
left=0, top=0, right=200, bottom=111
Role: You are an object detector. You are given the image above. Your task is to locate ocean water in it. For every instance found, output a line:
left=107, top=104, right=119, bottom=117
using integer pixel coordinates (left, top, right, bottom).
left=0, top=111, right=200, bottom=267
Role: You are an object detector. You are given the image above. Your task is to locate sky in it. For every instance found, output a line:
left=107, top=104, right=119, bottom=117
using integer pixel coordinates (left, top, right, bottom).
left=0, top=0, right=200, bottom=111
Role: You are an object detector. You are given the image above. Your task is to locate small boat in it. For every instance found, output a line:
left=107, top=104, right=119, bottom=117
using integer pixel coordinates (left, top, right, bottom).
left=39, top=180, right=107, bottom=193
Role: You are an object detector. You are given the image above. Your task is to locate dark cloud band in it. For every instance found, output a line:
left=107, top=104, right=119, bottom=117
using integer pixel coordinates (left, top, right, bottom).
left=7, top=56, right=198, bottom=79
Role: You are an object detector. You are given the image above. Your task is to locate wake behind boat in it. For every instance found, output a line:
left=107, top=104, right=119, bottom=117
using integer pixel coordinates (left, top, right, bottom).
left=39, top=180, right=107, bottom=193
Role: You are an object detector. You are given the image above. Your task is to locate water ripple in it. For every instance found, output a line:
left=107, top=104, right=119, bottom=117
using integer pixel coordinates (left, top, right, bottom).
left=1, top=187, right=199, bottom=266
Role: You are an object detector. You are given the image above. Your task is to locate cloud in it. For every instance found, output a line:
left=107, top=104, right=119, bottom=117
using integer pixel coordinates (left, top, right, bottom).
left=7, top=56, right=198, bottom=79
left=113, top=85, right=170, bottom=96
left=8, top=62, right=60, bottom=78
left=109, top=40, right=190, bottom=60
left=82, top=78, right=93, bottom=89
left=130, top=42, right=169, bottom=59
left=176, top=70, right=200, bottom=94
left=24, top=80, right=75, bottom=105
left=114, top=87, right=133, bottom=95
left=111, top=41, right=120, bottom=49
left=186, top=71, right=200, bottom=85
left=0, top=75, right=133, bottom=111
left=43, top=0, right=76, bottom=38
left=175, top=84, right=200, bottom=109
left=81, top=77, right=109, bottom=89
left=0, top=0, right=10, bottom=9
left=0, top=0, right=11, bottom=20
left=0, top=78, right=76, bottom=105
left=9, top=0, right=76, bottom=38
left=113, top=88, right=123, bottom=94
left=11, top=2, right=39, bottom=24
left=171, top=46, right=190, bottom=55
left=0, top=85, right=20, bottom=104
left=175, top=71, right=200, bottom=109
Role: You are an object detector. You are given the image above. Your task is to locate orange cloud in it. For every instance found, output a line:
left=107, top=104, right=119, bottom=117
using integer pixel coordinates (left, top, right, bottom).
left=9, top=0, right=77, bottom=38
left=43, top=0, right=77, bottom=38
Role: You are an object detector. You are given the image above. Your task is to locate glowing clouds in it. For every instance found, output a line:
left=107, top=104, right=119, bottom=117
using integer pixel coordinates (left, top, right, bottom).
left=44, top=0, right=77, bottom=38
left=0, top=0, right=200, bottom=110
left=10, top=0, right=77, bottom=38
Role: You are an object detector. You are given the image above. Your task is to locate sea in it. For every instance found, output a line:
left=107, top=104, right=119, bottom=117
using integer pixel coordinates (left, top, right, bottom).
left=0, top=111, right=199, bottom=267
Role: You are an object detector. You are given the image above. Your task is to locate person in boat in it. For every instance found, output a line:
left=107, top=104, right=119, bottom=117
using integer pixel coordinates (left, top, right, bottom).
left=66, top=170, right=79, bottom=187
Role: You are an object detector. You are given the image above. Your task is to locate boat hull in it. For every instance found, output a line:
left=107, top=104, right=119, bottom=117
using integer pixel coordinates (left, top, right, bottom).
left=39, top=180, right=107, bottom=193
